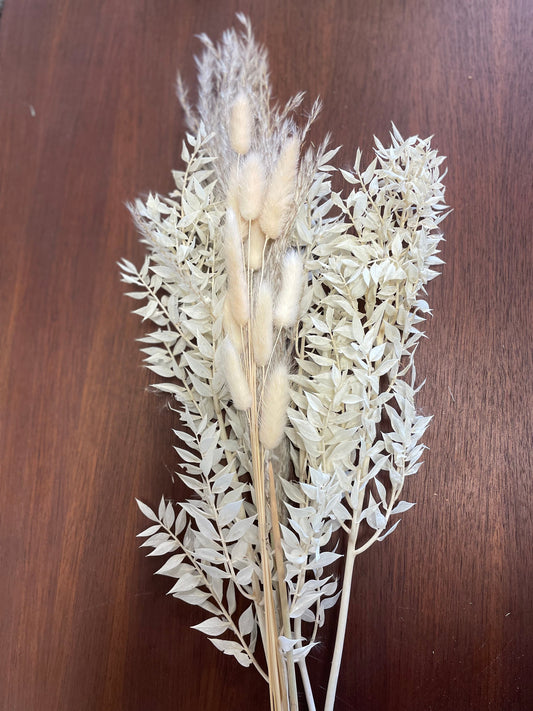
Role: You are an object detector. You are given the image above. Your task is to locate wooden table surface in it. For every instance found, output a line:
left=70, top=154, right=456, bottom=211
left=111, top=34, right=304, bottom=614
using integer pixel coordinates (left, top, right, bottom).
left=1, top=1, right=531, bottom=710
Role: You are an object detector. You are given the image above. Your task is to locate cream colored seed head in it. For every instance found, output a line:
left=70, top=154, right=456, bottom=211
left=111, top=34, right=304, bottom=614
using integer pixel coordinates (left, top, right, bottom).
left=259, top=136, right=300, bottom=240
left=224, top=209, right=249, bottom=326
left=221, top=337, right=252, bottom=411
left=252, top=281, right=273, bottom=367
left=260, top=363, right=290, bottom=450
left=227, top=164, right=248, bottom=240
left=247, top=221, right=266, bottom=271
left=238, top=152, right=266, bottom=221
left=223, top=296, right=243, bottom=353
left=274, top=250, right=304, bottom=328
left=229, top=92, right=252, bottom=155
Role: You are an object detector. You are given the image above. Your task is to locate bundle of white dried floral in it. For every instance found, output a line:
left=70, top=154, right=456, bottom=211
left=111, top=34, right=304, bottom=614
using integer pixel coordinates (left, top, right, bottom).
left=120, top=15, right=447, bottom=711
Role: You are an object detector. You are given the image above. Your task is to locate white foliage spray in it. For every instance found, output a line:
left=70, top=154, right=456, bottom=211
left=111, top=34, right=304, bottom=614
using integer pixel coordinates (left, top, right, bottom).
left=123, top=15, right=448, bottom=711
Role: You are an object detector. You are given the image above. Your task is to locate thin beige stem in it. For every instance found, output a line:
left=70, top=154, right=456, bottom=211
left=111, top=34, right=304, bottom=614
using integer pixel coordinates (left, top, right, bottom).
left=323, top=516, right=358, bottom=711
left=248, top=326, right=288, bottom=711
left=268, top=461, right=298, bottom=711
left=323, top=453, right=367, bottom=711
left=324, top=444, right=400, bottom=710
left=251, top=371, right=283, bottom=708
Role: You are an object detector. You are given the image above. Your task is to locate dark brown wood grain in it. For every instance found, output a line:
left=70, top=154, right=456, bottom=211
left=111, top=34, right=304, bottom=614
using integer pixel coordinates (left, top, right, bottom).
left=1, top=1, right=531, bottom=709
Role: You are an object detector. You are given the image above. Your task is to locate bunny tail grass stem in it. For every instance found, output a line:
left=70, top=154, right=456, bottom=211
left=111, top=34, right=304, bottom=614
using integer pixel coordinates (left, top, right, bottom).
left=248, top=362, right=288, bottom=711
left=268, top=461, right=298, bottom=711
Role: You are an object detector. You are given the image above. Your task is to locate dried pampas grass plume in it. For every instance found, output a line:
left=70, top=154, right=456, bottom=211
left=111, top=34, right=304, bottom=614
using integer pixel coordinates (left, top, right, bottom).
left=229, top=92, right=252, bottom=155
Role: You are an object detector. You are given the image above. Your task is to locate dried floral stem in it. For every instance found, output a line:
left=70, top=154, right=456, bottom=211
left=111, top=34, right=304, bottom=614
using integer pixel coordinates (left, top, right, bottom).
left=325, top=442, right=404, bottom=709
left=324, top=518, right=359, bottom=711
left=268, top=461, right=298, bottom=711
left=294, top=619, right=316, bottom=711
left=249, top=361, right=287, bottom=711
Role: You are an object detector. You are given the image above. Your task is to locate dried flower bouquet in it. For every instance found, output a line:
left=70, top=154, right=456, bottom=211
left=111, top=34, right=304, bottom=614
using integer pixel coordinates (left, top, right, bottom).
left=120, top=16, right=447, bottom=711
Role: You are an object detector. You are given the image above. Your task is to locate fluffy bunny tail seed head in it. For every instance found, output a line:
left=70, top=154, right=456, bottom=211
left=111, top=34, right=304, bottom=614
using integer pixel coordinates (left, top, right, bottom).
left=274, top=250, right=305, bottom=328
left=252, top=281, right=273, bottom=366
left=229, top=92, right=252, bottom=155
left=247, top=221, right=266, bottom=270
left=239, top=153, right=266, bottom=221
left=221, top=337, right=252, bottom=410
left=259, top=137, right=300, bottom=240
left=223, top=296, right=243, bottom=353
left=227, top=165, right=248, bottom=240
left=260, top=363, right=290, bottom=450
left=224, top=209, right=250, bottom=326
